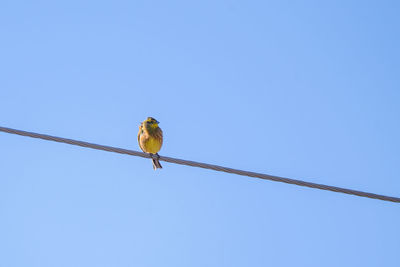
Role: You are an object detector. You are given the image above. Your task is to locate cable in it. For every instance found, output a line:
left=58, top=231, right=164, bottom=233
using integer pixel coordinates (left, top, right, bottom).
left=0, top=126, right=399, bottom=203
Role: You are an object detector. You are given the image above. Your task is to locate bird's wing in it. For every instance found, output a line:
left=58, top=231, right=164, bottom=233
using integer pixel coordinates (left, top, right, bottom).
left=156, top=127, right=163, bottom=147
left=137, top=123, right=144, bottom=152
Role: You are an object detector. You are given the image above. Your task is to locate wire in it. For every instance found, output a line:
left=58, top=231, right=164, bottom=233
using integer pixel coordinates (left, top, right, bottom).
left=0, top=126, right=399, bottom=203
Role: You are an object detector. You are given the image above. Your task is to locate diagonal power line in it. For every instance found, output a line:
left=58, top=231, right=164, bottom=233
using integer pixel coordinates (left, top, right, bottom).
left=0, top=126, right=399, bottom=203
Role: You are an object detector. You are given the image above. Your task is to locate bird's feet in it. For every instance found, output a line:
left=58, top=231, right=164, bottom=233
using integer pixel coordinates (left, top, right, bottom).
left=149, top=153, right=160, bottom=160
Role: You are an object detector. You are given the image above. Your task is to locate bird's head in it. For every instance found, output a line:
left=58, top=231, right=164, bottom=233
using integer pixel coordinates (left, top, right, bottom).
left=144, top=117, right=160, bottom=128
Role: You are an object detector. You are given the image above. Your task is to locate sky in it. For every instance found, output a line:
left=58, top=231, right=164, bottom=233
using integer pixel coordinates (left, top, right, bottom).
left=0, top=0, right=399, bottom=266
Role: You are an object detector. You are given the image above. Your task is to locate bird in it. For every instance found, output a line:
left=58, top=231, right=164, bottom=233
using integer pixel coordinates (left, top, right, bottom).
left=138, top=117, right=163, bottom=170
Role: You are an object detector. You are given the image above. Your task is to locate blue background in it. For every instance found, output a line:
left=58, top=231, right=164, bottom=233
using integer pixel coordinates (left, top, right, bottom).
left=1, top=1, right=399, bottom=266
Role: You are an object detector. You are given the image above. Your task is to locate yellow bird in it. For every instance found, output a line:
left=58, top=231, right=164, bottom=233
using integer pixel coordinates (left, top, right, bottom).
left=138, top=117, right=163, bottom=170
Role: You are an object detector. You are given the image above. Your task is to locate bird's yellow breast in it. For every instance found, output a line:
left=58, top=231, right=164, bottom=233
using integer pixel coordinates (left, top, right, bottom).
left=141, top=136, right=162, bottom=154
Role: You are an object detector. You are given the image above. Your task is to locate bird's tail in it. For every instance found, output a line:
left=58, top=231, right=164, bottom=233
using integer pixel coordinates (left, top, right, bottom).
left=152, top=158, right=162, bottom=170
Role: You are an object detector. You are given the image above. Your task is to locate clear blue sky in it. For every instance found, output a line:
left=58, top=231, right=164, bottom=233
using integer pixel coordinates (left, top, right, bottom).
left=1, top=1, right=399, bottom=266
